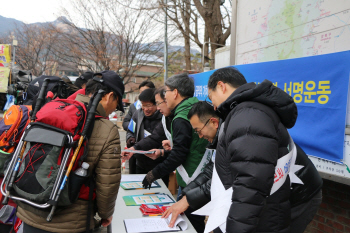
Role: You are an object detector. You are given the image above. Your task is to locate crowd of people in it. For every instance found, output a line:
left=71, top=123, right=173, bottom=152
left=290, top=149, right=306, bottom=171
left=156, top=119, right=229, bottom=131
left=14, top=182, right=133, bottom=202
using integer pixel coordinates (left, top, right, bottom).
left=7, top=67, right=323, bottom=233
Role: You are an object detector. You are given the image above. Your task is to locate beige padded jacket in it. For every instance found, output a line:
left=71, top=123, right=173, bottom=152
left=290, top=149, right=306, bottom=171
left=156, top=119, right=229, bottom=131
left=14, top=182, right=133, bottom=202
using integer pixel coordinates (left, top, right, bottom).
left=16, top=94, right=121, bottom=233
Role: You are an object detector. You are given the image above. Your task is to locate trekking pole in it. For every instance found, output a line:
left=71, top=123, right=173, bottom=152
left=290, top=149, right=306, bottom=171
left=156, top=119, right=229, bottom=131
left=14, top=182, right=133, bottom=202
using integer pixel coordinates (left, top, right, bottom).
left=3, top=78, right=50, bottom=205
left=47, top=89, right=105, bottom=222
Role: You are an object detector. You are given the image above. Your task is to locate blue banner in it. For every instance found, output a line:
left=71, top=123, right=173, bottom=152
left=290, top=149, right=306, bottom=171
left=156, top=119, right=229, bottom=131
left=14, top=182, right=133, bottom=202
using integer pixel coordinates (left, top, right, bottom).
left=190, top=51, right=350, bottom=163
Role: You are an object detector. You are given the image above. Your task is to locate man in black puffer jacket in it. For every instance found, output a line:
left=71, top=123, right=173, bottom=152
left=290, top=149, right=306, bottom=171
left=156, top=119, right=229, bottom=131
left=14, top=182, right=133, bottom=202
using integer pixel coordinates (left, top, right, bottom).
left=205, top=67, right=297, bottom=233
left=164, top=100, right=322, bottom=233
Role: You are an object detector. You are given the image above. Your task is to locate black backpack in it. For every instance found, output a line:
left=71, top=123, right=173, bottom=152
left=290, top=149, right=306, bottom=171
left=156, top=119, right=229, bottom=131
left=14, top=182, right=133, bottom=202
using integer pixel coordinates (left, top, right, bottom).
left=23, top=75, right=70, bottom=106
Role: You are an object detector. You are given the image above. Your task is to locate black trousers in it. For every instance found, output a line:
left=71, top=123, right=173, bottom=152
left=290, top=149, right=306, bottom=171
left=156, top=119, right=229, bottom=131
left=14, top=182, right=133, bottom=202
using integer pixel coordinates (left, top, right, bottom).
left=23, top=222, right=89, bottom=233
left=291, top=190, right=322, bottom=233
left=23, top=223, right=52, bottom=233
left=129, top=156, right=137, bottom=174
left=136, top=165, right=169, bottom=187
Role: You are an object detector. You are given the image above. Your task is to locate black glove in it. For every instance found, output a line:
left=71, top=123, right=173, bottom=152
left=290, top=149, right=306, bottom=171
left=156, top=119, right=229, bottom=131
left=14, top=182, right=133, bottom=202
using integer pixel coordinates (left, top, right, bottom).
left=142, top=170, right=156, bottom=189
left=126, top=137, right=136, bottom=148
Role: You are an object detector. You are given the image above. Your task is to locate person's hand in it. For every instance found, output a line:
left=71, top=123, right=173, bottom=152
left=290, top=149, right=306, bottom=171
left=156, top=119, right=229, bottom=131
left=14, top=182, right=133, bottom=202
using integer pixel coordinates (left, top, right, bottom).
left=145, top=149, right=162, bottom=160
left=126, top=137, right=136, bottom=148
left=162, top=140, right=172, bottom=151
left=162, top=196, right=189, bottom=228
left=101, top=216, right=113, bottom=227
left=142, top=170, right=156, bottom=189
left=121, top=147, right=135, bottom=160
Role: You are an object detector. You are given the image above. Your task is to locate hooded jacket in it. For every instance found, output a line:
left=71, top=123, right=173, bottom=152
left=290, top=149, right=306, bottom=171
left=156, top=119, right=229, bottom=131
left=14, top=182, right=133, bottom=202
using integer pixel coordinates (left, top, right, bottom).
left=17, top=94, right=121, bottom=233
left=216, top=80, right=297, bottom=233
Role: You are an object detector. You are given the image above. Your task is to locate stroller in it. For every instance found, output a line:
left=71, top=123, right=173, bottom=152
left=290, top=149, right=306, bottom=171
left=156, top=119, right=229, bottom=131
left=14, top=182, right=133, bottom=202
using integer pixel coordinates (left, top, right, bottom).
left=1, top=78, right=106, bottom=226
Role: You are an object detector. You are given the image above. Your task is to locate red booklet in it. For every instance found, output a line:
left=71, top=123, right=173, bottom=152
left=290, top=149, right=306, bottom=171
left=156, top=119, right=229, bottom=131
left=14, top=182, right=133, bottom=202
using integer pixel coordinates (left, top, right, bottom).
left=139, top=204, right=170, bottom=216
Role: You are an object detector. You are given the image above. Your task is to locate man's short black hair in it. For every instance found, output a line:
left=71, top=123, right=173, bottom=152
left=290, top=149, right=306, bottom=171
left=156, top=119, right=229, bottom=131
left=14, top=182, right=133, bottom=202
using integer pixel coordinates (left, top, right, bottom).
left=139, top=80, right=155, bottom=89
left=85, top=79, right=118, bottom=100
left=165, top=73, right=194, bottom=98
left=139, top=88, right=156, bottom=104
left=154, top=86, right=166, bottom=100
left=208, top=67, right=247, bottom=90
left=188, top=101, right=219, bottom=123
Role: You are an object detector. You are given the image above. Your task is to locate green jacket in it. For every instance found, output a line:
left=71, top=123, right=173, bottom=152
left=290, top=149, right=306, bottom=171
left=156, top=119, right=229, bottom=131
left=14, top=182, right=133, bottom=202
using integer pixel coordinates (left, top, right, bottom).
left=171, top=97, right=208, bottom=187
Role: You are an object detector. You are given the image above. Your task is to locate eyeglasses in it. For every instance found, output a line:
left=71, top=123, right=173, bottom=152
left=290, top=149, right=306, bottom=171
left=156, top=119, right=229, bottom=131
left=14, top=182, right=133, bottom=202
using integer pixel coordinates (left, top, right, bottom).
left=141, top=104, right=155, bottom=109
left=163, top=89, right=174, bottom=96
left=194, top=118, right=211, bottom=135
left=204, top=96, right=213, bottom=107
left=156, top=101, right=166, bottom=106
left=206, top=89, right=213, bottom=101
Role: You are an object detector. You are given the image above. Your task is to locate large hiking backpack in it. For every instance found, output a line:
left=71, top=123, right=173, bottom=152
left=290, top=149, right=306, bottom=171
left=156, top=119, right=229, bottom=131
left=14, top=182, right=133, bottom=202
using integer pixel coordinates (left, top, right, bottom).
left=0, top=105, right=32, bottom=176
left=13, top=98, right=89, bottom=207
left=1, top=78, right=105, bottom=225
left=23, top=75, right=70, bottom=106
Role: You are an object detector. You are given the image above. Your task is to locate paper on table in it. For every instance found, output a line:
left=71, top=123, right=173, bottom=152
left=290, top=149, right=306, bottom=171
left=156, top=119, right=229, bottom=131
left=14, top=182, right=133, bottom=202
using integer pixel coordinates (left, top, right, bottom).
left=121, top=174, right=146, bottom=182
left=124, top=214, right=187, bottom=233
left=120, top=181, right=159, bottom=189
left=133, top=194, right=173, bottom=205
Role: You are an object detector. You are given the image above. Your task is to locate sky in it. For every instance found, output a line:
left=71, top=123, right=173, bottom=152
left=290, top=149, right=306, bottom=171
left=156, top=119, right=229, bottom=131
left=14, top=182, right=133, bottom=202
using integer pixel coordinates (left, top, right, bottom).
left=0, top=0, right=69, bottom=24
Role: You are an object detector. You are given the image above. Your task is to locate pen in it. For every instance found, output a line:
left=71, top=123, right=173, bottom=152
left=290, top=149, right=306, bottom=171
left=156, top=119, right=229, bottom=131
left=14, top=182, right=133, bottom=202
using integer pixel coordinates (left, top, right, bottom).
left=143, top=192, right=160, bottom=195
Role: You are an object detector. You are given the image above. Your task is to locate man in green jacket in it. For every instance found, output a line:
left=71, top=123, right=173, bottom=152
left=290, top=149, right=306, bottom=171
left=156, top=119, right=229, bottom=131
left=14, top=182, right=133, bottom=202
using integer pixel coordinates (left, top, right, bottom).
left=142, top=73, right=209, bottom=233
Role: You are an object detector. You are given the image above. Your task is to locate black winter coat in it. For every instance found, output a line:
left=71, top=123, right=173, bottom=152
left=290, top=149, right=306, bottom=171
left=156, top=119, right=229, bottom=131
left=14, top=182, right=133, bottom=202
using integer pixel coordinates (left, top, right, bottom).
left=126, top=109, right=165, bottom=171
left=216, top=80, right=297, bottom=233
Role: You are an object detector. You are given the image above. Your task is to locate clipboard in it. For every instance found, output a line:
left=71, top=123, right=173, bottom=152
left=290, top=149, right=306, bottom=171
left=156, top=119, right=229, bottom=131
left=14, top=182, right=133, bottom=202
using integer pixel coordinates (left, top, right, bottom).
left=122, top=149, right=155, bottom=155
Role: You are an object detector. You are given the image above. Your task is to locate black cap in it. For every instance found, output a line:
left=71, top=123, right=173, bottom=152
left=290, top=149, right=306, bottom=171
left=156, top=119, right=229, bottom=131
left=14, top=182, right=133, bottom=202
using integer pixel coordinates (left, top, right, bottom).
left=93, top=71, right=125, bottom=112
left=80, top=71, right=94, bottom=81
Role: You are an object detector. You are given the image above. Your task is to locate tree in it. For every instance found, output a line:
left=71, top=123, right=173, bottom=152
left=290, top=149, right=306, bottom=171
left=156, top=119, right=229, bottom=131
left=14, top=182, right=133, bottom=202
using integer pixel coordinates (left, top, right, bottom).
left=1, top=23, right=60, bottom=76
left=193, top=0, right=231, bottom=67
left=53, top=0, right=163, bottom=87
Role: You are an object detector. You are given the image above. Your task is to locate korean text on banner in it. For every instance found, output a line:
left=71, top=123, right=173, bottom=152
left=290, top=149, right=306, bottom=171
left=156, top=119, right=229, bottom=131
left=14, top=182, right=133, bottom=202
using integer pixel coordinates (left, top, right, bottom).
left=0, top=67, right=10, bottom=93
left=190, top=51, right=350, bottom=163
left=0, top=45, right=11, bottom=67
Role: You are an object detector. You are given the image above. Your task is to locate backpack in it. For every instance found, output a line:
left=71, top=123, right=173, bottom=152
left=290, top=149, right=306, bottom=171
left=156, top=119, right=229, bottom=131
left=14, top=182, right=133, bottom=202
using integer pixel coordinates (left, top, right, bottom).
left=0, top=105, right=32, bottom=175
left=13, top=98, right=89, bottom=207
left=0, top=105, right=32, bottom=153
left=23, top=75, right=70, bottom=106
left=1, top=79, right=105, bottom=232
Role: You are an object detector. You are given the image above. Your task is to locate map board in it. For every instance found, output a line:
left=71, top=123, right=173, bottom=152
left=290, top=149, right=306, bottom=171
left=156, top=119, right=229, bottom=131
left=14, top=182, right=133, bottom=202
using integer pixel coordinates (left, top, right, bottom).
left=232, top=0, right=350, bottom=181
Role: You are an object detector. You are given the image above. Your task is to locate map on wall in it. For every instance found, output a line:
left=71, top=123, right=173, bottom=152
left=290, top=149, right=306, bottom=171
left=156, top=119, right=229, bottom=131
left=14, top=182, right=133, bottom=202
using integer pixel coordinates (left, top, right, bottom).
left=236, top=0, right=350, bottom=64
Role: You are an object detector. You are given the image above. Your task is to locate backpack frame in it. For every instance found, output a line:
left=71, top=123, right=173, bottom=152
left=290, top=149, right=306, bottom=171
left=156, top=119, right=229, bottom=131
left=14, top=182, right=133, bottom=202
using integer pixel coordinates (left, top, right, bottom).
left=1, top=78, right=105, bottom=223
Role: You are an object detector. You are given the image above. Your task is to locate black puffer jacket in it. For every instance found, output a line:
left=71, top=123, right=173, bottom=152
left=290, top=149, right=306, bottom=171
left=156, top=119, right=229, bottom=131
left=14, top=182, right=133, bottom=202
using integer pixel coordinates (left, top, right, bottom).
left=291, top=144, right=323, bottom=206
left=216, top=80, right=297, bottom=233
left=180, top=122, right=220, bottom=210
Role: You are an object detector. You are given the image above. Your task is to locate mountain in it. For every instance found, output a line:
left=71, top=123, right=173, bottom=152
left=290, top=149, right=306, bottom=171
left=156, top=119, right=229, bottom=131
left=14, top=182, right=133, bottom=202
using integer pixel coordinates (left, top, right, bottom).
left=0, top=15, right=24, bottom=35
left=0, top=15, right=201, bottom=56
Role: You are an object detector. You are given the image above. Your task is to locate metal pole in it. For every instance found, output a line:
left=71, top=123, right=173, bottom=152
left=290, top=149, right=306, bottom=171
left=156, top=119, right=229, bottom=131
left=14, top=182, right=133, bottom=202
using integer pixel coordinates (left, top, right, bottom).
left=12, top=46, right=16, bottom=71
left=164, top=0, right=168, bottom=84
left=230, top=0, right=238, bottom=65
